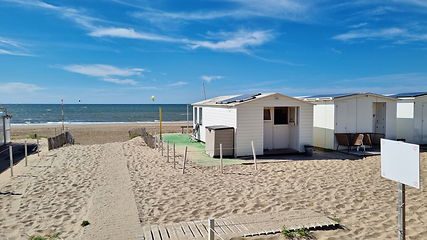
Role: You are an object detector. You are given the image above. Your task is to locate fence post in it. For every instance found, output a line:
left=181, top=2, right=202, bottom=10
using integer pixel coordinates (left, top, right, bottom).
left=161, top=140, right=164, bottom=156
left=37, top=135, right=40, bottom=157
left=25, top=140, right=28, bottom=167
left=9, top=146, right=13, bottom=177
left=182, top=146, right=187, bottom=174
left=167, top=140, right=169, bottom=162
left=209, top=218, right=215, bottom=240
left=251, top=141, right=257, bottom=170
left=220, top=143, right=223, bottom=174
left=173, top=143, right=176, bottom=169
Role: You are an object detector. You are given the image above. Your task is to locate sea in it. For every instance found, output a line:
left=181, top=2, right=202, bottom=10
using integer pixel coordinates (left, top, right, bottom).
left=0, top=104, right=192, bottom=126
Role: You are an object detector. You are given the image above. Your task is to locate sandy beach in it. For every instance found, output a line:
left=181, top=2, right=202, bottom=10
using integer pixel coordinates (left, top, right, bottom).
left=1, top=123, right=426, bottom=239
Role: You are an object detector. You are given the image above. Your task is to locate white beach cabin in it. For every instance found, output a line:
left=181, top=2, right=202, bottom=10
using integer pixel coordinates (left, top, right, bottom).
left=192, top=93, right=314, bottom=157
left=0, top=107, right=11, bottom=146
left=390, top=92, right=427, bottom=144
left=302, top=93, right=397, bottom=150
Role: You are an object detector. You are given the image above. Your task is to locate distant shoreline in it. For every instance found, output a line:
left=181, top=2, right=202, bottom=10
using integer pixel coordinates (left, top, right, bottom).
left=11, top=120, right=191, bottom=127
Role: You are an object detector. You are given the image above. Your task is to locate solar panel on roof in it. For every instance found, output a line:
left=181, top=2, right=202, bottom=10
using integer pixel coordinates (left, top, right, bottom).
left=216, top=93, right=261, bottom=104
left=389, top=92, right=427, bottom=98
left=304, top=93, right=352, bottom=99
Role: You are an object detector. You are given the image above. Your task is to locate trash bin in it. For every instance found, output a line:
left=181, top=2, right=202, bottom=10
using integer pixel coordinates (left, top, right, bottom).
left=304, top=145, right=313, bottom=156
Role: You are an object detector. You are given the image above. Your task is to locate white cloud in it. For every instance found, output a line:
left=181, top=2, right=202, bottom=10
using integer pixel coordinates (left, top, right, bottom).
left=331, top=48, right=341, bottom=54
left=350, top=23, right=367, bottom=28
left=62, top=64, right=146, bottom=85
left=0, top=36, right=34, bottom=56
left=62, top=64, right=146, bottom=77
left=88, top=28, right=175, bottom=42
left=103, top=78, right=138, bottom=85
left=168, top=81, right=188, bottom=87
left=188, top=30, right=274, bottom=52
left=201, top=75, right=224, bottom=82
left=0, top=82, right=44, bottom=93
left=332, top=28, right=406, bottom=41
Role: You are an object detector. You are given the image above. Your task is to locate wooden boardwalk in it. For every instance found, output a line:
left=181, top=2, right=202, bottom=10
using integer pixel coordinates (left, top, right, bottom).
left=142, top=210, right=338, bottom=240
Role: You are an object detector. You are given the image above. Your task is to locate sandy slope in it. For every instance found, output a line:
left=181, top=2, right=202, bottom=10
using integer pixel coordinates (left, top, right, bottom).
left=1, top=133, right=426, bottom=239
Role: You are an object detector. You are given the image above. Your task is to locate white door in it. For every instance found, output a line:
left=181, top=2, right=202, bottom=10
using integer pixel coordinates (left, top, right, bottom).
left=374, top=102, right=386, bottom=134
left=335, top=102, right=348, bottom=133
left=263, top=108, right=273, bottom=149
left=274, top=125, right=289, bottom=148
left=422, top=102, right=427, bottom=143
left=273, top=107, right=289, bottom=149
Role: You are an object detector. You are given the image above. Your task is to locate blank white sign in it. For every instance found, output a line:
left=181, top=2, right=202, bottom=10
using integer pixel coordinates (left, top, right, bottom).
left=381, top=138, right=420, bottom=189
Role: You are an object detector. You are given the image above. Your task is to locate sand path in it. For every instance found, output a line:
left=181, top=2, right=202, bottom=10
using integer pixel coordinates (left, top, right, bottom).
left=83, top=142, right=143, bottom=239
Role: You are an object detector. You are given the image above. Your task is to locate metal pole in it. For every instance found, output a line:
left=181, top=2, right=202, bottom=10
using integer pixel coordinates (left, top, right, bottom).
left=25, top=140, right=28, bottom=167
left=398, top=182, right=405, bottom=240
left=220, top=143, right=223, bottom=174
left=62, top=99, right=64, bottom=133
left=187, top=104, right=189, bottom=135
left=173, top=143, right=176, bottom=169
left=208, top=218, right=214, bottom=240
left=203, top=82, right=206, bottom=100
left=9, top=146, right=13, bottom=177
left=167, top=140, right=169, bottom=162
left=159, top=107, right=162, bottom=140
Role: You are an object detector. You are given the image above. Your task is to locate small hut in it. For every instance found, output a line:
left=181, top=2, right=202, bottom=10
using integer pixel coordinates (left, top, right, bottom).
left=301, top=93, right=397, bottom=150
left=390, top=92, right=427, bottom=144
left=0, top=106, right=12, bottom=146
left=192, top=93, right=314, bottom=157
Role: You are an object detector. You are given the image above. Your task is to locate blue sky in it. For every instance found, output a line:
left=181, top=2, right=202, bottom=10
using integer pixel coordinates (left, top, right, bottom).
left=1, top=0, right=427, bottom=104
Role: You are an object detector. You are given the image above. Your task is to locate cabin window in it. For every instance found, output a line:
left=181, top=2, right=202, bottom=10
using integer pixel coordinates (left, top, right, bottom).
left=264, top=109, right=271, bottom=120
left=274, top=107, right=288, bottom=125
left=199, top=107, right=203, bottom=125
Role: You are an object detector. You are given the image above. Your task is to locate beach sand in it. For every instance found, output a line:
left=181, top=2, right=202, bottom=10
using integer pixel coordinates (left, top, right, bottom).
left=1, top=124, right=426, bottom=239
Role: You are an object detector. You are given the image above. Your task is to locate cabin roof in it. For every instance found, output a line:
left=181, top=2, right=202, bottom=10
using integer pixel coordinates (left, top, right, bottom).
left=388, top=92, right=427, bottom=98
left=192, top=93, right=312, bottom=106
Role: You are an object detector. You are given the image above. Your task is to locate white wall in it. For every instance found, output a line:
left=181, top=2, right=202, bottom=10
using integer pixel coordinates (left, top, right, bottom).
left=236, top=95, right=313, bottom=156
left=0, top=117, right=4, bottom=146
left=413, top=95, right=427, bottom=144
left=200, top=106, right=237, bottom=143
left=313, top=102, right=334, bottom=149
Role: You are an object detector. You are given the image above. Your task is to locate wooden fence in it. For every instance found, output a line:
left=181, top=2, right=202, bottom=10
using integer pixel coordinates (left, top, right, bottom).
left=129, top=127, right=156, bottom=148
left=48, top=132, right=74, bottom=150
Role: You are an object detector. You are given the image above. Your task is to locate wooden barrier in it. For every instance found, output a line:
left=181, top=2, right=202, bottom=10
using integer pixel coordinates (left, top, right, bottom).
left=48, top=131, right=74, bottom=151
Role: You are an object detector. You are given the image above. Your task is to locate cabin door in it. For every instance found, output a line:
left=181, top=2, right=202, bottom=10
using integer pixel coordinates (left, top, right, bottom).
left=263, top=108, right=273, bottom=149
left=273, top=107, right=289, bottom=149
left=335, top=102, right=348, bottom=133
left=374, top=102, right=386, bottom=134
left=422, top=102, right=427, bottom=143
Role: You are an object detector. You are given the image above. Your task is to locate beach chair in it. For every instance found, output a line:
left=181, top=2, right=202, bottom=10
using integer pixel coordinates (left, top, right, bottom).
left=351, top=133, right=365, bottom=151
left=335, top=133, right=350, bottom=152
left=363, top=133, right=373, bottom=149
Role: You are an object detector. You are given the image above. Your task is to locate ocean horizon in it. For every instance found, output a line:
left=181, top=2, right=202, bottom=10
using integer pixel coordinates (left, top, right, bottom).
left=1, top=104, right=193, bottom=126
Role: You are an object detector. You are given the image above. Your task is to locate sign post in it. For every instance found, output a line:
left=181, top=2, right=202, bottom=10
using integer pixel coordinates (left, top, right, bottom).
left=381, top=139, right=420, bottom=240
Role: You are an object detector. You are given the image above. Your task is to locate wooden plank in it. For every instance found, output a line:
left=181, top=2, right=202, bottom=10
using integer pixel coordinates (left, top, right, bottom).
left=230, top=215, right=258, bottom=236
left=221, top=218, right=245, bottom=236
left=215, top=218, right=235, bottom=238
left=165, top=223, right=178, bottom=240
left=180, top=222, right=196, bottom=239
left=187, top=221, right=202, bottom=239
left=194, top=220, right=208, bottom=237
left=173, top=223, right=187, bottom=240
left=227, top=217, right=252, bottom=236
left=143, top=225, right=154, bottom=240
left=151, top=225, right=162, bottom=240
left=212, top=219, right=226, bottom=236
left=159, top=224, right=170, bottom=240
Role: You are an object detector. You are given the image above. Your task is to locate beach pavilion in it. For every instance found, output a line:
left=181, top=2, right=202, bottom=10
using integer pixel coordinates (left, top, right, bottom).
left=191, top=93, right=314, bottom=157
left=301, top=93, right=397, bottom=150
left=389, top=92, right=427, bottom=144
left=0, top=106, right=11, bottom=146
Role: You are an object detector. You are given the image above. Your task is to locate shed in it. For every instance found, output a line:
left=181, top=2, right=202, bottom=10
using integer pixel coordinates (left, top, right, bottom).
left=301, top=93, right=397, bottom=150
left=389, top=92, right=427, bottom=144
left=205, top=125, right=234, bottom=157
left=192, top=93, right=314, bottom=157
left=0, top=106, right=11, bottom=146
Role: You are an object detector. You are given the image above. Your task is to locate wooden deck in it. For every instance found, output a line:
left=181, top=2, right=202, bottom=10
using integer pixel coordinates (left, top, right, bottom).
left=142, top=210, right=338, bottom=240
